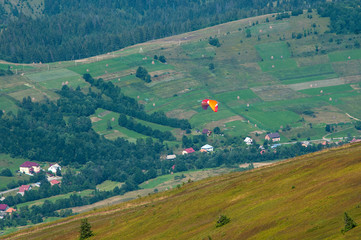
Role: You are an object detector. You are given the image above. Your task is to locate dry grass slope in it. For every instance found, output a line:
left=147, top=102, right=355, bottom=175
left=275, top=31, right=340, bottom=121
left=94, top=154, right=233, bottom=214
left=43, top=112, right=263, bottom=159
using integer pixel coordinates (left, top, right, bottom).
left=4, top=143, right=361, bottom=240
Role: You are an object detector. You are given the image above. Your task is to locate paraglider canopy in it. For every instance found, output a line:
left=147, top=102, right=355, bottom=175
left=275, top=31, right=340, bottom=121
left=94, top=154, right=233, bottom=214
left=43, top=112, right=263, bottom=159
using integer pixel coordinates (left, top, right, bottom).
left=202, top=99, right=218, bottom=112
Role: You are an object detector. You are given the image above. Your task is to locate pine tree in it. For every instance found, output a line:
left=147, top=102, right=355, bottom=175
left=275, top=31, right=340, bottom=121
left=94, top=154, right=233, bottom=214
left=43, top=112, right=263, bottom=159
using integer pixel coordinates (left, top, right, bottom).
left=79, top=218, right=94, bottom=239
left=341, top=212, right=357, bottom=234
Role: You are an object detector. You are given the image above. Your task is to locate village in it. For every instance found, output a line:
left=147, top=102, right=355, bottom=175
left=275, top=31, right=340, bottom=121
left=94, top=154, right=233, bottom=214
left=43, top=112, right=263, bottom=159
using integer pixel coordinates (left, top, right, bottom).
left=0, top=161, right=62, bottom=219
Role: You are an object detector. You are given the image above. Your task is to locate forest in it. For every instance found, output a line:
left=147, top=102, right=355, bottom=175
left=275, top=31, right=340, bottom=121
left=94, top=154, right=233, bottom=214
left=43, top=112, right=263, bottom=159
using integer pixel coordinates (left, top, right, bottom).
left=0, top=0, right=325, bottom=63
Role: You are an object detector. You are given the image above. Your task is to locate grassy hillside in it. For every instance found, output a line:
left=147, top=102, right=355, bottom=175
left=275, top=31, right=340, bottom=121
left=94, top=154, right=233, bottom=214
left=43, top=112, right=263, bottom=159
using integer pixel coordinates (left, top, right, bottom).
left=1, top=11, right=361, bottom=144
left=4, top=142, right=361, bottom=239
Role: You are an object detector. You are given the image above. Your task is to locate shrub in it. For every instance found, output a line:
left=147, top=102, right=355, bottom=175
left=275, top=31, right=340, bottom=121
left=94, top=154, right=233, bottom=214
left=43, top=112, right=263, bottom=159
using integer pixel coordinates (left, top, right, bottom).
left=341, top=212, right=357, bottom=234
left=216, top=215, right=230, bottom=227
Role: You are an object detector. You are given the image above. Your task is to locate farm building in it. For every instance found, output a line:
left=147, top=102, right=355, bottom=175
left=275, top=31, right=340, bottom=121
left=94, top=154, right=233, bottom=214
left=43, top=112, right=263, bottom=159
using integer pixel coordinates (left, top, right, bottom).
left=244, top=137, right=253, bottom=145
left=302, top=141, right=311, bottom=147
left=201, top=144, right=214, bottom=152
left=18, top=185, right=32, bottom=196
left=166, top=154, right=176, bottom=160
left=202, top=129, right=212, bottom=136
left=5, top=207, right=16, bottom=215
left=265, top=133, right=280, bottom=142
left=48, top=163, right=61, bottom=174
left=182, top=148, right=195, bottom=155
left=0, top=204, right=9, bottom=219
left=19, top=161, right=41, bottom=175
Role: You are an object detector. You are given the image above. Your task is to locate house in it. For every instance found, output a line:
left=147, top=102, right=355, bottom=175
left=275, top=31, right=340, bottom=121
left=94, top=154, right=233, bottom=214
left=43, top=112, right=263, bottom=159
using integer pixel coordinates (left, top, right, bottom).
left=202, top=129, right=212, bottom=136
left=18, top=185, right=32, bottom=196
left=0, top=204, right=9, bottom=212
left=5, top=207, right=16, bottom=215
left=0, top=204, right=9, bottom=218
left=201, top=144, right=214, bottom=152
left=302, top=141, right=310, bottom=147
left=265, top=133, right=280, bottom=142
left=48, top=163, right=61, bottom=174
left=244, top=137, right=253, bottom=145
left=166, top=154, right=176, bottom=160
left=182, top=148, right=195, bottom=155
left=19, top=161, right=41, bottom=175
left=50, top=179, right=61, bottom=186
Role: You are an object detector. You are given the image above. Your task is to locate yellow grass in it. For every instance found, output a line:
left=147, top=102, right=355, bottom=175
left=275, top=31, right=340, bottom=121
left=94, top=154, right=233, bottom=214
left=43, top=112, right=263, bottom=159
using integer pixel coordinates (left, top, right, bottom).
left=4, top=143, right=361, bottom=240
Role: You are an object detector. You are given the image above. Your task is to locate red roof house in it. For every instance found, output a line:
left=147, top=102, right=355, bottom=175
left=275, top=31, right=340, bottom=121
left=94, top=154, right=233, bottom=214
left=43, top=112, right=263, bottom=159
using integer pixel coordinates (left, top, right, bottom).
left=18, top=185, right=32, bottom=196
left=19, top=161, right=41, bottom=174
left=0, top=204, right=9, bottom=211
left=50, top=180, right=61, bottom=186
left=182, top=148, right=195, bottom=155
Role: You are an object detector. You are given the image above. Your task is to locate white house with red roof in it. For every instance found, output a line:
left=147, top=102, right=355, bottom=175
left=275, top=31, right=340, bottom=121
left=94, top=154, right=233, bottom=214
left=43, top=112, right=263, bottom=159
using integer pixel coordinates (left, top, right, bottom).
left=18, top=185, right=32, bottom=196
left=182, top=147, right=195, bottom=155
left=19, top=161, right=41, bottom=175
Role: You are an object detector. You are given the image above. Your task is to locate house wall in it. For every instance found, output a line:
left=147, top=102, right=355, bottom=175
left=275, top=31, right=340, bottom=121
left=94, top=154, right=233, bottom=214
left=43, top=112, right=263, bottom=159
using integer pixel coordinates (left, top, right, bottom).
left=19, top=167, right=30, bottom=174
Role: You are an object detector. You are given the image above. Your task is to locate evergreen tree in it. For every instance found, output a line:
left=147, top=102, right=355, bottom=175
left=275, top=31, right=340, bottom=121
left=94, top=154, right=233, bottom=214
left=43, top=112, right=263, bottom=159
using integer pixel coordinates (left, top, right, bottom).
left=342, top=212, right=357, bottom=234
left=79, top=218, right=94, bottom=239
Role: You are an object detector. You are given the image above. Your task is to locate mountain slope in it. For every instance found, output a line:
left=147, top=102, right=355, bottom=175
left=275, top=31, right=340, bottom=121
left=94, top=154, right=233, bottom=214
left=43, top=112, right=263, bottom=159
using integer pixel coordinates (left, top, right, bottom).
left=5, top=143, right=361, bottom=239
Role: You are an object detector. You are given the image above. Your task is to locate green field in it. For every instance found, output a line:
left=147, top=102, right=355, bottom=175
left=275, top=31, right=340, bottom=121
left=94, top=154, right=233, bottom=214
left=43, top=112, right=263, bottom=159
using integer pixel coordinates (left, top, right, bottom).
left=16, top=190, right=94, bottom=209
left=96, top=180, right=124, bottom=191
left=299, top=84, right=354, bottom=96
left=255, top=42, right=292, bottom=60
left=328, top=49, right=361, bottom=62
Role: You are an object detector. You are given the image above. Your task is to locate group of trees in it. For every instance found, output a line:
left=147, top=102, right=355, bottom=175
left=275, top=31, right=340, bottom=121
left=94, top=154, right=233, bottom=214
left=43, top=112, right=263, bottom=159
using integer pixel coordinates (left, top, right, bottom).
left=318, top=0, right=361, bottom=34
left=136, top=66, right=151, bottom=83
left=118, top=113, right=175, bottom=141
left=0, top=0, right=326, bottom=63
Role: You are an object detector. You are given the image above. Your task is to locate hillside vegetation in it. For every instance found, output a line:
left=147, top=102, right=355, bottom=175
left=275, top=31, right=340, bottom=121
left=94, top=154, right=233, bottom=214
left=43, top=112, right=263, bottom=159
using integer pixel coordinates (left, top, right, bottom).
left=4, top=142, right=361, bottom=239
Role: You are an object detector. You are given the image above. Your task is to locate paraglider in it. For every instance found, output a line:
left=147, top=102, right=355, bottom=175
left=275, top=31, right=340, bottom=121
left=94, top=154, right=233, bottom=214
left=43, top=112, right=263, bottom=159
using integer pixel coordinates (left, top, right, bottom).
left=202, top=99, right=218, bottom=112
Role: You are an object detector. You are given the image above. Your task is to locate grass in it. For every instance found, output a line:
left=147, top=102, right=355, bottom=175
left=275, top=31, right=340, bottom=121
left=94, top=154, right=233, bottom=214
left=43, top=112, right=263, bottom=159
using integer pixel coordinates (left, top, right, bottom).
left=328, top=49, right=361, bottom=62
left=0, top=154, right=33, bottom=190
left=6, top=143, right=361, bottom=240
left=16, top=190, right=94, bottom=209
left=299, top=84, right=354, bottom=96
left=96, top=181, right=124, bottom=192
left=0, top=95, right=19, bottom=113
left=255, top=42, right=292, bottom=60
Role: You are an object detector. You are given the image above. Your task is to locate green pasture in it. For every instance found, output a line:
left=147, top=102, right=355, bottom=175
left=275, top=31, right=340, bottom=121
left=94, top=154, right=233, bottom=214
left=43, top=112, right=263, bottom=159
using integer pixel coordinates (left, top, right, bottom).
left=0, top=154, right=30, bottom=173
left=281, top=125, right=327, bottom=141
left=282, top=73, right=339, bottom=85
left=241, top=109, right=302, bottom=131
left=337, top=95, right=361, bottom=120
left=258, top=59, right=297, bottom=72
left=0, top=95, right=18, bottom=113
left=299, top=84, right=354, bottom=96
left=96, top=180, right=124, bottom=191
left=328, top=49, right=361, bottom=62
left=250, top=21, right=291, bottom=36
left=67, top=54, right=174, bottom=77
left=255, top=42, right=291, bottom=61
left=223, top=120, right=262, bottom=137
left=270, top=63, right=335, bottom=81
left=16, top=190, right=94, bottom=209
left=327, top=126, right=361, bottom=139
left=180, top=40, right=216, bottom=59
left=0, top=64, right=34, bottom=71
left=0, top=84, right=30, bottom=94
left=190, top=108, right=236, bottom=127
left=8, top=88, right=47, bottom=102
left=139, top=169, right=210, bottom=189
left=38, top=75, right=87, bottom=90
left=91, top=108, right=176, bottom=141
left=26, top=69, right=80, bottom=83
left=146, top=89, right=210, bottom=113
left=214, top=89, right=261, bottom=104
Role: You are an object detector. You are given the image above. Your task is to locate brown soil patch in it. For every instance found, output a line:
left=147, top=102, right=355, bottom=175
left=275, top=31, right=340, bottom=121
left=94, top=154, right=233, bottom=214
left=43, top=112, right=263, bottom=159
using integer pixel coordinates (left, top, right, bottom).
left=204, top=115, right=245, bottom=129
left=239, top=162, right=275, bottom=169
left=90, top=117, right=102, bottom=123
